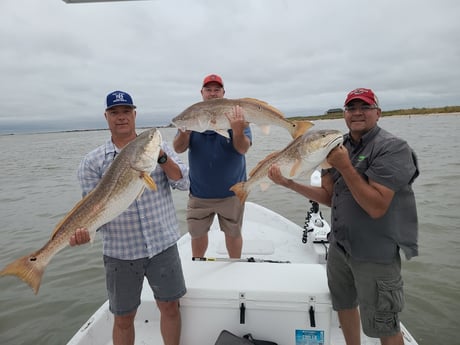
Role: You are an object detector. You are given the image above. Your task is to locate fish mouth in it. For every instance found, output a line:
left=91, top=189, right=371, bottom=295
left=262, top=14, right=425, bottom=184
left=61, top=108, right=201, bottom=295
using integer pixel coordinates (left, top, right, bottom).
left=325, top=135, right=343, bottom=149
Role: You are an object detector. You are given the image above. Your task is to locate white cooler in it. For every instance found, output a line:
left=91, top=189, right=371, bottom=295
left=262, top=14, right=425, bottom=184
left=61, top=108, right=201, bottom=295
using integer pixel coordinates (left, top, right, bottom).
left=180, top=260, right=332, bottom=345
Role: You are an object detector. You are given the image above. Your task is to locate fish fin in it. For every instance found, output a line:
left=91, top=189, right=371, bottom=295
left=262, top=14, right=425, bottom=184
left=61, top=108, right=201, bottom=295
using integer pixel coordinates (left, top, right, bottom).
left=301, top=168, right=315, bottom=180
left=239, top=98, right=287, bottom=120
left=229, top=182, right=248, bottom=204
left=289, top=159, right=303, bottom=177
left=291, top=120, right=315, bottom=139
left=197, top=116, right=212, bottom=132
left=0, top=253, right=45, bottom=295
left=135, top=186, right=146, bottom=200
left=141, top=172, right=157, bottom=191
left=319, top=160, right=331, bottom=169
left=240, top=97, right=268, bottom=105
left=249, top=151, right=280, bottom=177
left=259, top=181, right=271, bottom=191
left=50, top=191, right=98, bottom=239
left=259, top=125, right=271, bottom=135
left=215, top=129, right=230, bottom=138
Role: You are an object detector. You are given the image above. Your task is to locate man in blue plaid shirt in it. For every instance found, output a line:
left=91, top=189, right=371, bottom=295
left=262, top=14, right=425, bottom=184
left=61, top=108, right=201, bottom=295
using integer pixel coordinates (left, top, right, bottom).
left=70, top=90, right=189, bottom=345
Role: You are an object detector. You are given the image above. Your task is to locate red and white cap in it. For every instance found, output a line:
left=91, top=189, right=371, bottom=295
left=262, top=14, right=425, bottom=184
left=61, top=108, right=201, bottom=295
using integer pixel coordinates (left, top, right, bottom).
left=202, top=74, right=224, bottom=87
left=344, top=88, right=379, bottom=107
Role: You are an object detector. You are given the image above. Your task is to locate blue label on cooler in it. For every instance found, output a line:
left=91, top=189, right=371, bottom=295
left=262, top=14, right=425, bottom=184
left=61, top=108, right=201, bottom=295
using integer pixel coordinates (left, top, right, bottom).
left=295, top=329, right=324, bottom=345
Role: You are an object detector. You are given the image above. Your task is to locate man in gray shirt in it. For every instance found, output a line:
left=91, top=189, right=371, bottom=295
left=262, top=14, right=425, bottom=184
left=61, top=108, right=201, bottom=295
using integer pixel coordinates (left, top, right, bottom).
left=268, top=88, right=419, bottom=345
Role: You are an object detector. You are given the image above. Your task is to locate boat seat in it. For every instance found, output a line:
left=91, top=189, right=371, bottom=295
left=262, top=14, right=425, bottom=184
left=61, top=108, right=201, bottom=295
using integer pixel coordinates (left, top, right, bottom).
left=217, top=239, right=275, bottom=255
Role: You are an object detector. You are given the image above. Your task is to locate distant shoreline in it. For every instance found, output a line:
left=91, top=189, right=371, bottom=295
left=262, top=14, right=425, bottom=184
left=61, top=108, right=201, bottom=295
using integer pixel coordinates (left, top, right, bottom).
left=288, top=106, right=460, bottom=121
left=2, top=108, right=459, bottom=136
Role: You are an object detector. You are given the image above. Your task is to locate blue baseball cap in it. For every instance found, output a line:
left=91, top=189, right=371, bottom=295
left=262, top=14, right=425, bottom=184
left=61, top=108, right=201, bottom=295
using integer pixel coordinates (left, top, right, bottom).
left=105, top=90, right=136, bottom=110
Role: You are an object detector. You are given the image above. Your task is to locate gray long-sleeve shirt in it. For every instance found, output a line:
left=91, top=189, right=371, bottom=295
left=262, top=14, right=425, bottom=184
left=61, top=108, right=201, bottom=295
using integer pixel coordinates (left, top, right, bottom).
left=327, top=126, right=419, bottom=263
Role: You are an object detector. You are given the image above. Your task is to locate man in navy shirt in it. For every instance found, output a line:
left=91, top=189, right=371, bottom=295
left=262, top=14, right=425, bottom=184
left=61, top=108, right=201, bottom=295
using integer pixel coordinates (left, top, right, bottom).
left=173, top=74, right=252, bottom=258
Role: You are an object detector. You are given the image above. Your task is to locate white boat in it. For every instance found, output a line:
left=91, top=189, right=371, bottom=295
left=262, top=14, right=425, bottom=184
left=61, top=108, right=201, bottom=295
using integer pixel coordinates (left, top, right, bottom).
left=66, top=201, right=419, bottom=345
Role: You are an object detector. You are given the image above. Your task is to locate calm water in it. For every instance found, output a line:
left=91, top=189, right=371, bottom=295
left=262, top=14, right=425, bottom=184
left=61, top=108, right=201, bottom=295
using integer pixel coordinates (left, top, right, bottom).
left=0, top=114, right=459, bottom=345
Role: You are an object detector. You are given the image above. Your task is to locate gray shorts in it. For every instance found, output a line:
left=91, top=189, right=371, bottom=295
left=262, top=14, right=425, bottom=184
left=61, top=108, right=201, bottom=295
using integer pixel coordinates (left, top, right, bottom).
left=103, top=244, right=186, bottom=315
left=186, top=194, right=244, bottom=238
left=326, top=243, right=405, bottom=338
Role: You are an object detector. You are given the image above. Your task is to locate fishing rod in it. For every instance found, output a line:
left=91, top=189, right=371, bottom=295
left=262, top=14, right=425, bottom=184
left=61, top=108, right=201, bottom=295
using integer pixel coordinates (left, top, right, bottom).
left=192, top=257, right=291, bottom=264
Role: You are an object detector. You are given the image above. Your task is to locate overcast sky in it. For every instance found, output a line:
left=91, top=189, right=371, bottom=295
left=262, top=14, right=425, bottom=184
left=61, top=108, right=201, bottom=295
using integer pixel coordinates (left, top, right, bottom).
left=1, top=0, right=459, bottom=133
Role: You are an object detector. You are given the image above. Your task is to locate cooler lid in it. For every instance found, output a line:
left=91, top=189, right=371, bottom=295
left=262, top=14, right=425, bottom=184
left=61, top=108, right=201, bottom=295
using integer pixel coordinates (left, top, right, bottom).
left=182, top=261, right=330, bottom=304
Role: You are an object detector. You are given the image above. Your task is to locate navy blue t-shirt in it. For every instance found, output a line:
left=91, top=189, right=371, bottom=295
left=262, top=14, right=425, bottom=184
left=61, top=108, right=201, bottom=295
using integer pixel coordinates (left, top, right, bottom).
left=188, top=128, right=252, bottom=198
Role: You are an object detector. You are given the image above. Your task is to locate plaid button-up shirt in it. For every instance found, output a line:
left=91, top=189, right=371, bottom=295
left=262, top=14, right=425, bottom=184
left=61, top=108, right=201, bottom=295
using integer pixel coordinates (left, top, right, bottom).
left=77, top=137, right=189, bottom=260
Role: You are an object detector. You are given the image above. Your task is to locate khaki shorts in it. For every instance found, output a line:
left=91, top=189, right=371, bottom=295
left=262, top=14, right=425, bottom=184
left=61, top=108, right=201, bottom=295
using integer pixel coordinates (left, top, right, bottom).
left=326, top=243, right=405, bottom=338
left=187, top=194, right=244, bottom=238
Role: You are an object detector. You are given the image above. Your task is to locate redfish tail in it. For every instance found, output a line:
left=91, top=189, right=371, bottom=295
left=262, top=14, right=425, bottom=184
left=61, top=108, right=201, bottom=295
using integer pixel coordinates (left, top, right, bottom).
left=230, top=182, right=249, bottom=204
left=0, top=254, right=45, bottom=295
left=291, top=120, right=315, bottom=139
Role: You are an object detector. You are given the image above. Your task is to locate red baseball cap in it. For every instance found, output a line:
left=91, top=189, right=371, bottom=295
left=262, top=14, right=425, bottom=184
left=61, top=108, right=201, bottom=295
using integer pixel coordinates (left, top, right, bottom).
left=202, top=74, right=224, bottom=87
left=344, top=88, right=379, bottom=107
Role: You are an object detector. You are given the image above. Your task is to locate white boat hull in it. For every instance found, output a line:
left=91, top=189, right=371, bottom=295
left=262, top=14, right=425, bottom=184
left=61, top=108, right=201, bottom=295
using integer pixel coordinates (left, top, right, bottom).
left=67, top=202, right=419, bottom=345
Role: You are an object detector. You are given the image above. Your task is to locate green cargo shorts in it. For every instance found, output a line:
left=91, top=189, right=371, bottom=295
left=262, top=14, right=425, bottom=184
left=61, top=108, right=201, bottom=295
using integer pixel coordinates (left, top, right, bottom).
left=326, top=243, right=405, bottom=338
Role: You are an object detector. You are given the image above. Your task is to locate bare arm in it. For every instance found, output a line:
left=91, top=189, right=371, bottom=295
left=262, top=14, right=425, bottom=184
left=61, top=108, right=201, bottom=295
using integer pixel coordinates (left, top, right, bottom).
left=157, top=149, right=184, bottom=180
left=268, top=164, right=333, bottom=207
left=327, top=145, right=394, bottom=218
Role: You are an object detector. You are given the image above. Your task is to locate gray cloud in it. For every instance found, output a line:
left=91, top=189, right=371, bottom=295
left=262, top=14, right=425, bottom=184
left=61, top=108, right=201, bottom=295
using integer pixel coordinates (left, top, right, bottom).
left=1, top=0, right=459, bottom=133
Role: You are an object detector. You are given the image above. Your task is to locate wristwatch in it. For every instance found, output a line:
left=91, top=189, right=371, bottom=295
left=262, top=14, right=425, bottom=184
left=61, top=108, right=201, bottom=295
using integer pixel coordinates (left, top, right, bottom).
left=157, top=152, right=168, bottom=164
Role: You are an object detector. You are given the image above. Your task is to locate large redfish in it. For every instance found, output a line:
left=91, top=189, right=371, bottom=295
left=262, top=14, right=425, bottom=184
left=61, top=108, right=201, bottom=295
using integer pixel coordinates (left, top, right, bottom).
left=0, top=128, right=162, bottom=294
left=230, top=129, right=343, bottom=203
left=172, top=97, right=314, bottom=139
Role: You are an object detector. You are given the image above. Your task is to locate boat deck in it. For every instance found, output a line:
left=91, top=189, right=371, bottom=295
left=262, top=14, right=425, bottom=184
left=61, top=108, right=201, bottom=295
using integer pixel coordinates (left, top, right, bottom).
left=66, top=202, right=418, bottom=345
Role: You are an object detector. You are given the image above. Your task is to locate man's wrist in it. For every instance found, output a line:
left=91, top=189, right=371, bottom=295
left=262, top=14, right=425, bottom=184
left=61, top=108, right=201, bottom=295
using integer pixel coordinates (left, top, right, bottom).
left=157, top=152, right=168, bottom=164
left=283, top=178, right=294, bottom=189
